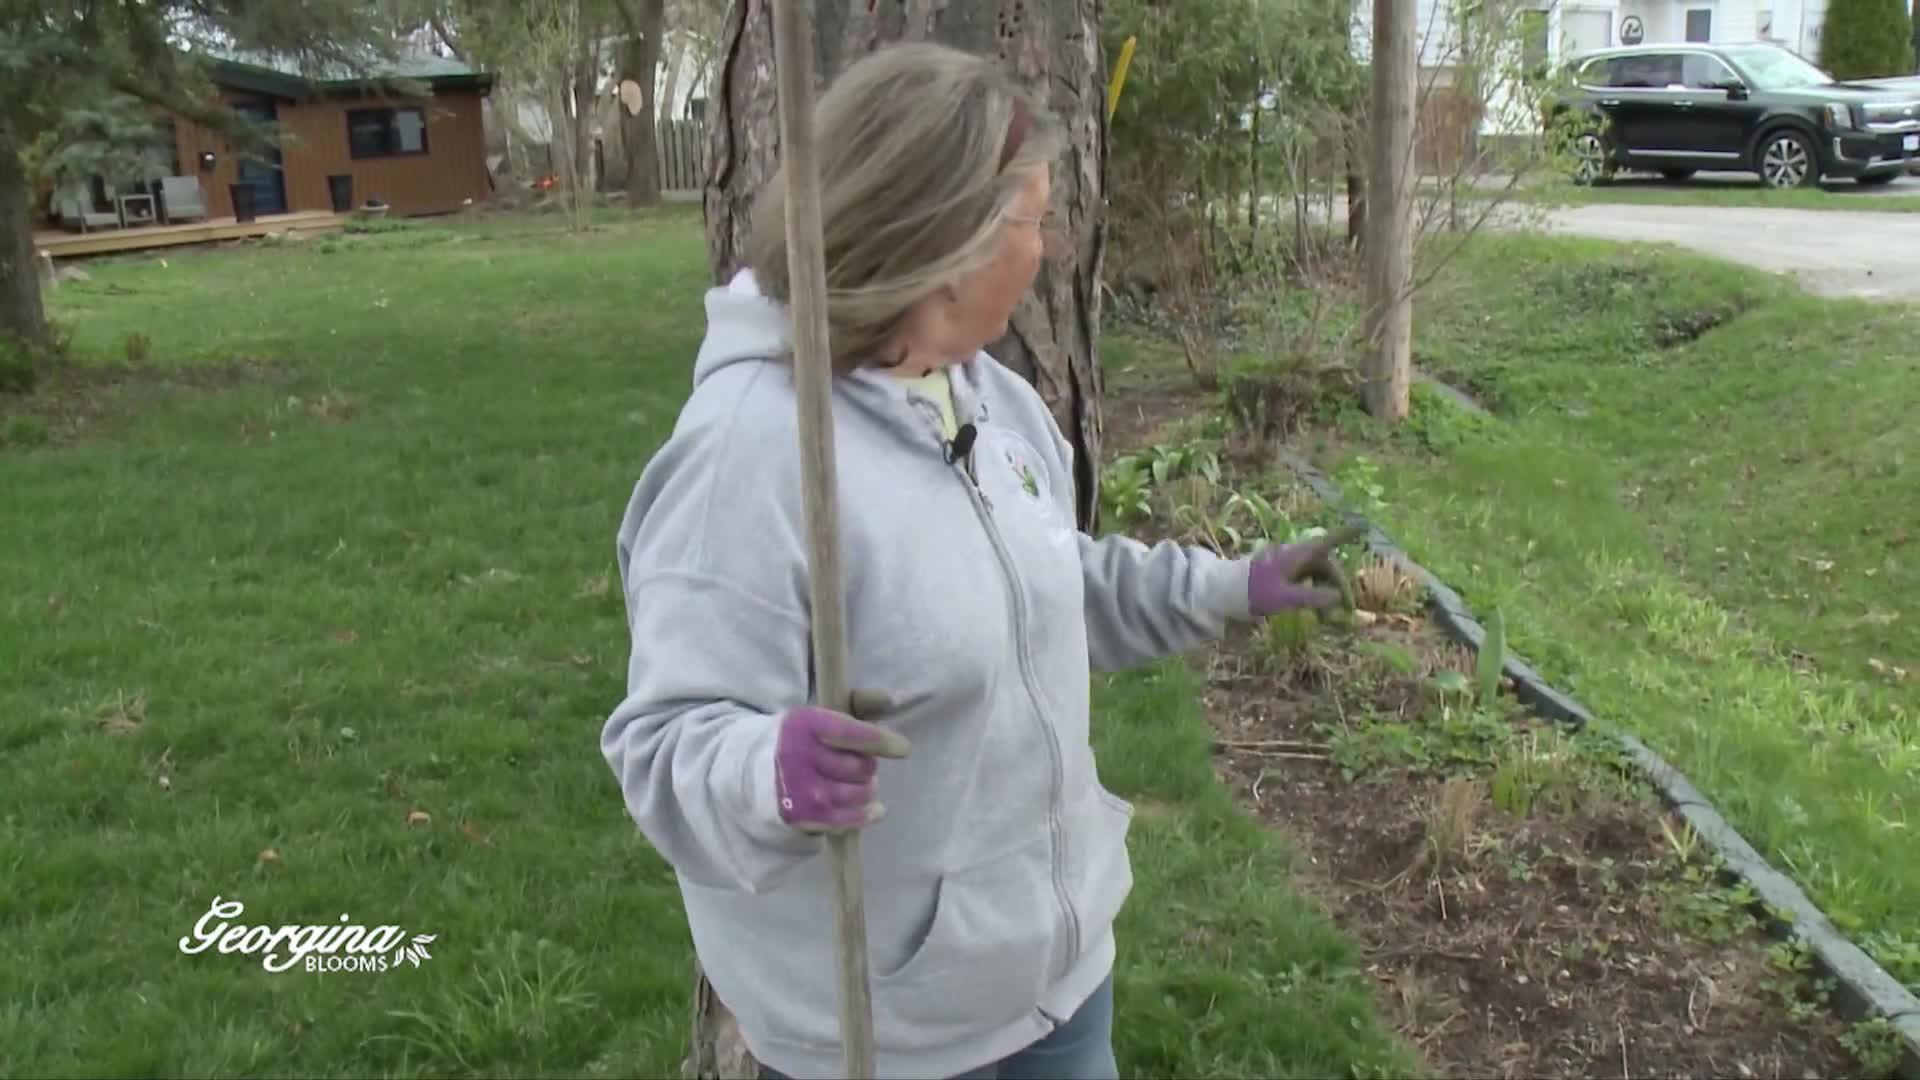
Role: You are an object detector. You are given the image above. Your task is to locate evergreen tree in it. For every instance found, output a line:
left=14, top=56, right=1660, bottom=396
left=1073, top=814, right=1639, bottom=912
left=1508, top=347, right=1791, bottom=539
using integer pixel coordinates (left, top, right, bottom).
left=1819, top=0, right=1916, bottom=80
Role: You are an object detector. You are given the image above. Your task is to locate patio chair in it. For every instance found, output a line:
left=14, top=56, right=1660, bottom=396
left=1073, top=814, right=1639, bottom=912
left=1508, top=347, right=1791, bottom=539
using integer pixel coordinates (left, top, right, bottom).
left=158, top=175, right=209, bottom=224
left=56, top=184, right=119, bottom=232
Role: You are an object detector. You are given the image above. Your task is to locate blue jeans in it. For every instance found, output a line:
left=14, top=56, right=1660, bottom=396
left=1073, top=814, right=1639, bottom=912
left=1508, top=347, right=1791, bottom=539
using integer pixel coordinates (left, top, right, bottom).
left=759, top=975, right=1119, bottom=1080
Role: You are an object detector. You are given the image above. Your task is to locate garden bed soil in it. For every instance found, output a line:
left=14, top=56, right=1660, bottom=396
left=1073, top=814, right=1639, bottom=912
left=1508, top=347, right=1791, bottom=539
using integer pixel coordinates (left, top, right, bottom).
left=1105, top=371, right=1859, bottom=1079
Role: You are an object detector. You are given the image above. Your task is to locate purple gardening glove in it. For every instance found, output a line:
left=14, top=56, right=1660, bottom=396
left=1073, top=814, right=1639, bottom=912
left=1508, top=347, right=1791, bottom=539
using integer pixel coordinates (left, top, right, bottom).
left=774, top=690, right=911, bottom=834
left=1246, top=524, right=1367, bottom=616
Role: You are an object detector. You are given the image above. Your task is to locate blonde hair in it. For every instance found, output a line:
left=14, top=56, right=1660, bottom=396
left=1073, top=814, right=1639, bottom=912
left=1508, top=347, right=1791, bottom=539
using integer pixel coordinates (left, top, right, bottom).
left=745, top=41, right=1063, bottom=372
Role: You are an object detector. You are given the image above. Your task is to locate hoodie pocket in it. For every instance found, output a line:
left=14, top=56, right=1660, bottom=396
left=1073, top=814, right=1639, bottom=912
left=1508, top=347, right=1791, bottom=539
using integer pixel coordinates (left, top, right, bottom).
left=1070, top=788, right=1136, bottom=958
left=870, top=836, right=1056, bottom=1049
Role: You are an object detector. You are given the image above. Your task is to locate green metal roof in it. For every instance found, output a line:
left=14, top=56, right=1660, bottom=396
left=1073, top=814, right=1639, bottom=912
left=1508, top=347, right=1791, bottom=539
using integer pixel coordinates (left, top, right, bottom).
left=192, top=46, right=493, bottom=97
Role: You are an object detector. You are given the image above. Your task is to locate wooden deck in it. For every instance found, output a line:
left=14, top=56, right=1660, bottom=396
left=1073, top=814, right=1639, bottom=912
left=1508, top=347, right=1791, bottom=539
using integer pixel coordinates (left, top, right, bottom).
left=34, top=210, right=347, bottom=258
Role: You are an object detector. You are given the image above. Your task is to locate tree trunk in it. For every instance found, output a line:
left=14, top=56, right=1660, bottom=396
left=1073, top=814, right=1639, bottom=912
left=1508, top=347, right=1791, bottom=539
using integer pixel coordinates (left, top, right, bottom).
left=659, top=32, right=688, bottom=126
left=621, top=0, right=667, bottom=206
left=0, top=134, right=49, bottom=355
left=1363, top=0, right=1415, bottom=422
left=688, top=1, right=1107, bottom=1072
left=573, top=15, right=601, bottom=194
left=703, top=0, right=1106, bottom=528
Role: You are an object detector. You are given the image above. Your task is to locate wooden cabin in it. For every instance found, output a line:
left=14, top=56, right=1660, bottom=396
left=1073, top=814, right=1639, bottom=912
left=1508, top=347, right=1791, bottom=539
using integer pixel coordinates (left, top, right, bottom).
left=168, top=52, right=495, bottom=220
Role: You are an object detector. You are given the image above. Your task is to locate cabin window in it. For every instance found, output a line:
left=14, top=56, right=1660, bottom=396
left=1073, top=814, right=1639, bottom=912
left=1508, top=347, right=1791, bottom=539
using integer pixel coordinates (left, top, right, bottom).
left=347, top=107, right=429, bottom=159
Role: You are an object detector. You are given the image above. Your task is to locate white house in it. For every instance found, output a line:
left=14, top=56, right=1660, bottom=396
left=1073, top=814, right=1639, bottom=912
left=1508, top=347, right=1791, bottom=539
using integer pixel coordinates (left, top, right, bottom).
left=1351, top=0, right=1831, bottom=135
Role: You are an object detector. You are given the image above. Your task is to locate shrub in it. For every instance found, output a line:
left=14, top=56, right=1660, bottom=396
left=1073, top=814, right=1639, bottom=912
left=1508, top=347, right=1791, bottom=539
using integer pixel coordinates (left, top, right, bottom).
left=1820, top=0, right=1916, bottom=79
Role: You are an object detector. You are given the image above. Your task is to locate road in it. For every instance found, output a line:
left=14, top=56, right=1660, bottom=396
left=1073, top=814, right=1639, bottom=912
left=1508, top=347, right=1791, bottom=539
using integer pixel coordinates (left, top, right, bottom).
left=1537, top=202, right=1920, bottom=301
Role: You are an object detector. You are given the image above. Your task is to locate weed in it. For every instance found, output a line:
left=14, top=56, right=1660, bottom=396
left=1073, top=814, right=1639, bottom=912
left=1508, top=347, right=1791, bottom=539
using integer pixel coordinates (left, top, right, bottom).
left=1839, top=1017, right=1906, bottom=1077
left=2, top=415, right=50, bottom=448
left=1332, top=453, right=1389, bottom=515
left=122, top=331, right=152, bottom=366
left=1658, top=817, right=1702, bottom=865
left=1257, top=610, right=1320, bottom=668
left=1327, top=717, right=1433, bottom=779
left=1488, top=731, right=1581, bottom=818
left=1100, top=456, right=1153, bottom=524
left=1178, top=489, right=1301, bottom=557
left=1356, top=639, right=1420, bottom=677
left=1657, top=856, right=1761, bottom=945
left=1861, top=930, right=1920, bottom=990
left=1353, top=555, right=1424, bottom=614
left=1475, top=607, right=1507, bottom=707
left=1400, top=382, right=1494, bottom=452
left=1219, top=353, right=1334, bottom=446
left=1423, top=778, right=1486, bottom=875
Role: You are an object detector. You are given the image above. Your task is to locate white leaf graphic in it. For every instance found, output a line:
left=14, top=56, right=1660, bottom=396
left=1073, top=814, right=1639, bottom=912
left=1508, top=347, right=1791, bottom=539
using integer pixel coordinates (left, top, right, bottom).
left=412, top=934, right=436, bottom=945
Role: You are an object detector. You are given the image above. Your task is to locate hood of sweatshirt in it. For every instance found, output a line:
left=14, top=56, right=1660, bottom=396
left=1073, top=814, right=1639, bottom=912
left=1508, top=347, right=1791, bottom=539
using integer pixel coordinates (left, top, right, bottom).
left=690, top=268, right=988, bottom=454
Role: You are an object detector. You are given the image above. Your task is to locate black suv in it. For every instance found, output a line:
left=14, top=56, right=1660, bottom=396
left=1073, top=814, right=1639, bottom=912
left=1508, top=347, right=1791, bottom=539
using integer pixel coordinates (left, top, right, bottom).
left=1550, top=42, right=1920, bottom=188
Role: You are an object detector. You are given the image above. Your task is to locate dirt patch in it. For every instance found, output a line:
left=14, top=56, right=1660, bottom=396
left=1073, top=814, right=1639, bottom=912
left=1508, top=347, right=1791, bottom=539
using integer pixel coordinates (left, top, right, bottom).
left=1104, top=369, right=1860, bottom=1078
left=0, top=359, right=292, bottom=448
left=1653, top=303, right=1748, bottom=349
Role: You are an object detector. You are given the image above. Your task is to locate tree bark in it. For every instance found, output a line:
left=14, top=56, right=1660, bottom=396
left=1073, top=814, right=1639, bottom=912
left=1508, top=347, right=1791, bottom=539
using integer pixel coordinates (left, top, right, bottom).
left=687, top=2, right=1107, bottom=1074
left=1912, top=0, right=1919, bottom=73
left=659, top=32, right=688, bottom=126
left=0, top=133, right=49, bottom=356
left=619, top=0, right=667, bottom=206
left=573, top=11, right=602, bottom=194
left=703, top=0, right=1107, bottom=528
left=1363, top=0, right=1415, bottom=422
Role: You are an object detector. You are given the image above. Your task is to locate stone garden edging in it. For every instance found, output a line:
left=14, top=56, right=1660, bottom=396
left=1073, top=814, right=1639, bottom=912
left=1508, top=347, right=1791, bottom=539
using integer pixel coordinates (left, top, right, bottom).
left=1278, top=450, right=1920, bottom=1079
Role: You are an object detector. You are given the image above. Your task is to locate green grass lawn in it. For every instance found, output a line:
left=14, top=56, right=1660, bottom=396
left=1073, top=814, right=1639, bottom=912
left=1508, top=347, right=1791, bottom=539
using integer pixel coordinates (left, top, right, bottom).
left=1309, top=231, right=1920, bottom=996
left=0, top=211, right=1414, bottom=1078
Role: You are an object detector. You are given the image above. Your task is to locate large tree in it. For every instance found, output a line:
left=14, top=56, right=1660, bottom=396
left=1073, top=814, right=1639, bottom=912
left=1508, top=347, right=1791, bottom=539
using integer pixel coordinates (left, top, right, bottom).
left=701, top=0, right=1108, bottom=530
left=0, top=2, right=396, bottom=360
left=613, top=0, right=668, bottom=206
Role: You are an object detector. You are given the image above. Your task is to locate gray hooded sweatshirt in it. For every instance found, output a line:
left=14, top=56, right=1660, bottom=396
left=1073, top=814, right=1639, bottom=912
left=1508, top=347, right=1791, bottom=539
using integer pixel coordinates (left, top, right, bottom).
left=602, top=271, right=1252, bottom=1079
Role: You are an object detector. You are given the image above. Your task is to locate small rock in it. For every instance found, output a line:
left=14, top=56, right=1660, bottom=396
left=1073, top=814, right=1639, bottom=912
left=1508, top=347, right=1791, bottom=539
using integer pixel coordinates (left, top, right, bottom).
left=406, top=809, right=431, bottom=826
left=258, top=848, right=280, bottom=864
left=1516, top=974, right=1530, bottom=985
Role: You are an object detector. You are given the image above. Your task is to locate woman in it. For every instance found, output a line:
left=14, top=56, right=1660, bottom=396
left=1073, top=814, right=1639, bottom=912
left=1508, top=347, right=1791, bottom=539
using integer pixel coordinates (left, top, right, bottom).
left=601, top=41, right=1356, bottom=1080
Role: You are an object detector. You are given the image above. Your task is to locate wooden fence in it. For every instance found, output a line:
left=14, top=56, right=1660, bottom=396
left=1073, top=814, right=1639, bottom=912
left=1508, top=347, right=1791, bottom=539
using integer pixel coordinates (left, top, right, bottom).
left=656, top=119, right=705, bottom=193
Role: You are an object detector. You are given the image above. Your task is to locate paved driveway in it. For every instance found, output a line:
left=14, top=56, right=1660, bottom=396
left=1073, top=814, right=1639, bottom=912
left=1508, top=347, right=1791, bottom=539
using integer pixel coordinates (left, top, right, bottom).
left=1539, top=202, right=1920, bottom=301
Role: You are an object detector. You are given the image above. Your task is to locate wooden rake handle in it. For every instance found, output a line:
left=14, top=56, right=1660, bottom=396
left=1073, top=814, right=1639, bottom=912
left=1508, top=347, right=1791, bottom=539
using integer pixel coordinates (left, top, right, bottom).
left=767, top=1, right=877, bottom=1077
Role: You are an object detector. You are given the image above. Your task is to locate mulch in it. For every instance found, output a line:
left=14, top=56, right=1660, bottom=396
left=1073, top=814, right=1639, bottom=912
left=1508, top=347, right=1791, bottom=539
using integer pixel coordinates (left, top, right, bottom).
left=1106, top=369, right=1857, bottom=1079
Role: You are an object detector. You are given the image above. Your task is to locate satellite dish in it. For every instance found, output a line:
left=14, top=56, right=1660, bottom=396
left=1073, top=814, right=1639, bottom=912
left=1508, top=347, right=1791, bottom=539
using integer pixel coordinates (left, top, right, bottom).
left=618, top=79, right=645, bottom=116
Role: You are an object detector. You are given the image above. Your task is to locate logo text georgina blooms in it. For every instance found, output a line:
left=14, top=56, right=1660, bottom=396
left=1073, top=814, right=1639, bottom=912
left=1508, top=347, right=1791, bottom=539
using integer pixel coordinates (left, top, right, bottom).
left=177, top=895, right=436, bottom=974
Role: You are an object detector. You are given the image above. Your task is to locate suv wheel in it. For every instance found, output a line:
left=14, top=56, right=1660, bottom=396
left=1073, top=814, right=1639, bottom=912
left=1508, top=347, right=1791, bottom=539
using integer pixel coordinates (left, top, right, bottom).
left=1572, top=132, right=1613, bottom=185
left=1757, top=129, right=1818, bottom=188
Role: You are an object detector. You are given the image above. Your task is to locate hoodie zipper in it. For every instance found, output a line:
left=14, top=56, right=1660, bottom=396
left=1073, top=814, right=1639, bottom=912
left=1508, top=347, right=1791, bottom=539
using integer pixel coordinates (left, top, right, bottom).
left=905, top=388, right=1081, bottom=982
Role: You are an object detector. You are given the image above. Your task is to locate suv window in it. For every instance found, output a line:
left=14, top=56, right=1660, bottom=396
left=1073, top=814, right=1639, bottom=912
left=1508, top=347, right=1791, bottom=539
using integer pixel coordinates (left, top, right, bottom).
left=1681, top=53, right=1739, bottom=89
left=1609, top=52, right=1684, bottom=88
